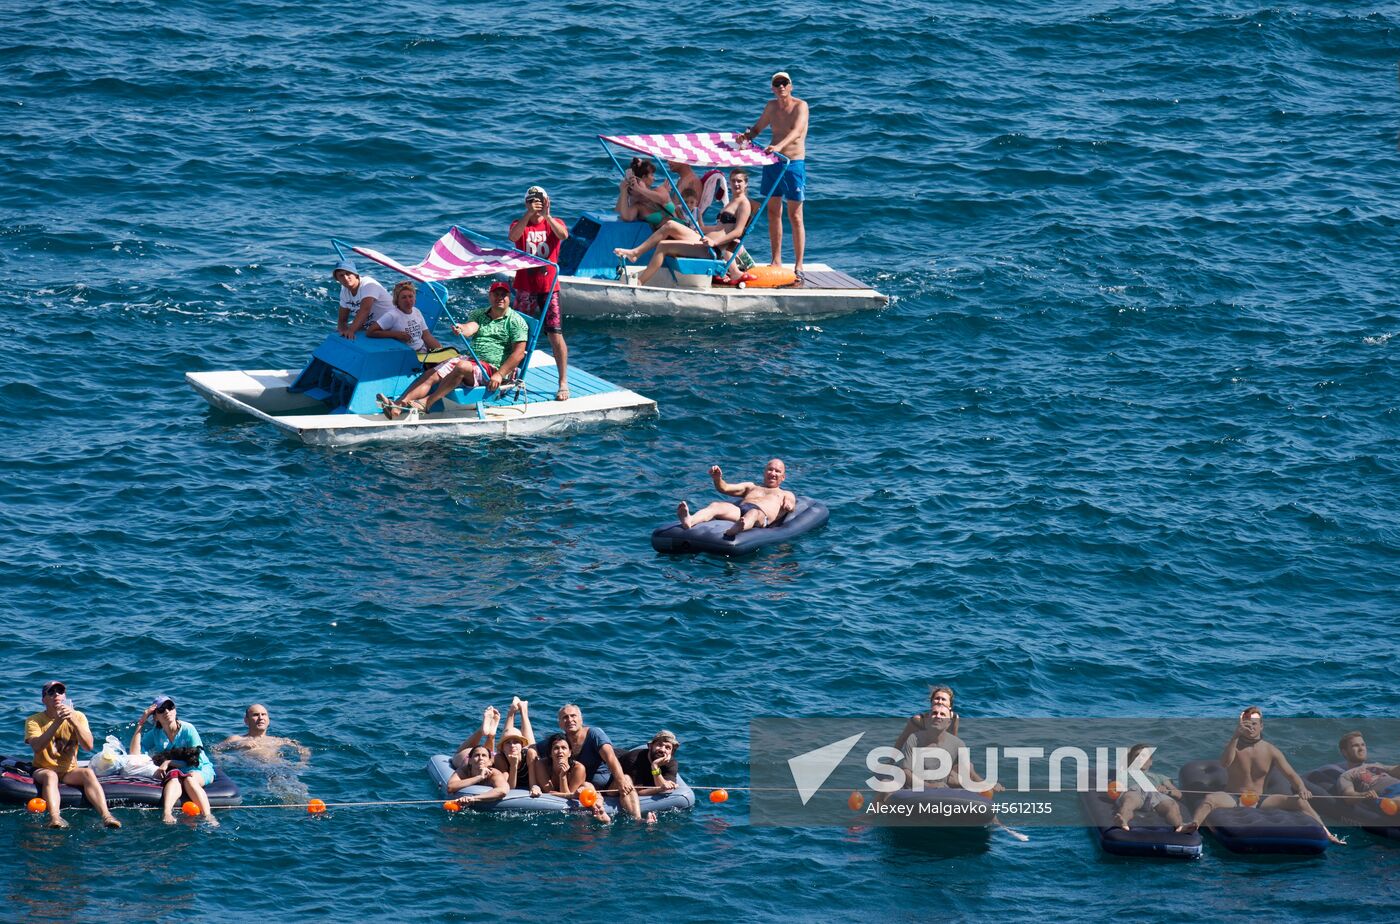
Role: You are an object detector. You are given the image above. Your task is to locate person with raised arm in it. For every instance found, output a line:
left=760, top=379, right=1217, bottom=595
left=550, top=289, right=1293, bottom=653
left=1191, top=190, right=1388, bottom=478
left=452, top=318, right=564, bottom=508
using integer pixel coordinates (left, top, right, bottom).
left=1179, top=707, right=1344, bottom=844
left=676, top=459, right=797, bottom=541
left=131, top=694, right=219, bottom=826
left=508, top=186, right=570, bottom=400
left=24, top=681, right=122, bottom=828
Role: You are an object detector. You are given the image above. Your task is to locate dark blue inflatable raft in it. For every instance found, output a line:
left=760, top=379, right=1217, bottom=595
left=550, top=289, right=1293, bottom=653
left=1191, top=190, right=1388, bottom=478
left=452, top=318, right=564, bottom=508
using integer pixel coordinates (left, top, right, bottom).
left=1079, top=783, right=1202, bottom=859
left=1, top=755, right=242, bottom=808
left=1304, top=762, right=1400, bottom=841
left=1178, top=760, right=1330, bottom=855
left=651, top=496, right=829, bottom=556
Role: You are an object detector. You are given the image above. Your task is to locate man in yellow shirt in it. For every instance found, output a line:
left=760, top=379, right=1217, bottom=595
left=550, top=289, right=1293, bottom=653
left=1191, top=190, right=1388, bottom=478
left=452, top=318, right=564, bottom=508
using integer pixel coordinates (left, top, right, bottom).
left=24, top=681, right=121, bottom=828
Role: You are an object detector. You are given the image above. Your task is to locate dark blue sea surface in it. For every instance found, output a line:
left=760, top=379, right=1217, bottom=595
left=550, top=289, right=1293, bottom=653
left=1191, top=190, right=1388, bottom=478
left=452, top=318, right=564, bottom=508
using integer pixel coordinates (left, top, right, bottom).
left=2, top=0, right=1399, bottom=919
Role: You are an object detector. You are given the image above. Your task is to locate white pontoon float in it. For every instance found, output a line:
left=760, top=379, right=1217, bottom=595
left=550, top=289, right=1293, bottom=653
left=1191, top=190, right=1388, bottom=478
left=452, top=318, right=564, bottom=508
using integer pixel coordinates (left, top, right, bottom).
left=187, top=227, right=655, bottom=447
left=555, top=132, right=888, bottom=319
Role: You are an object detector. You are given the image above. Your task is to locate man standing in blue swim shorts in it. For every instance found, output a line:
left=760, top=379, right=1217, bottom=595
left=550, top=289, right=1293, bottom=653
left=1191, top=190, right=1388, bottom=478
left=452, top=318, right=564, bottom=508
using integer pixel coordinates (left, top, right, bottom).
left=737, top=71, right=810, bottom=275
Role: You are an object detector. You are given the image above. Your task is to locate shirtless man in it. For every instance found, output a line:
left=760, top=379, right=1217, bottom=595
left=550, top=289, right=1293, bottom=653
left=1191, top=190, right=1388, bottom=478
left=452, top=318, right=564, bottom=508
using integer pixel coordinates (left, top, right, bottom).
left=676, top=459, right=797, bottom=541
left=215, top=704, right=310, bottom=766
left=736, top=71, right=810, bottom=275
left=1334, top=731, right=1400, bottom=801
left=1180, top=707, right=1345, bottom=844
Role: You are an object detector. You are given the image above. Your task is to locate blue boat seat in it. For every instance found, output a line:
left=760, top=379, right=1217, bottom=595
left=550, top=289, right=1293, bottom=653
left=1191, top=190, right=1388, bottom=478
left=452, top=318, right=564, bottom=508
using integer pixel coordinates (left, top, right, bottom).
left=664, top=256, right=726, bottom=277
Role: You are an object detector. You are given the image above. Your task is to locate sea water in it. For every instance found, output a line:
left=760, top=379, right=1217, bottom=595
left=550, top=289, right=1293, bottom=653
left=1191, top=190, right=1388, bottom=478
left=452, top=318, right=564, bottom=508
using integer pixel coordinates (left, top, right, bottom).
left=1, top=1, right=1398, bottom=919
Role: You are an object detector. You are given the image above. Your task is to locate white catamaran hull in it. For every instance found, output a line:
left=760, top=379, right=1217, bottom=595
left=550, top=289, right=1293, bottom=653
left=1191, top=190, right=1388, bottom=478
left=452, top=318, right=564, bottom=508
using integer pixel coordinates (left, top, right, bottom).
left=187, top=354, right=656, bottom=447
left=557, top=263, right=888, bottom=320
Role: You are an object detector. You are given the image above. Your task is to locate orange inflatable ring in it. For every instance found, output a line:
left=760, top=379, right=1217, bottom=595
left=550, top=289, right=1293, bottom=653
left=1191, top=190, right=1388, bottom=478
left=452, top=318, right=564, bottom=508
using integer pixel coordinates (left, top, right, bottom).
left=741, top=265, right=797, bottom=288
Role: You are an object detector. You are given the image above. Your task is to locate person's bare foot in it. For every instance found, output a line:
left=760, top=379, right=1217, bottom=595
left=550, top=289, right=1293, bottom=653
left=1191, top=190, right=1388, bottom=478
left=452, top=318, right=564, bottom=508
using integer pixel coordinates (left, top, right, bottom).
left=102, top=814, right=122, bottom=829
left=723, top=521, right=744, bottom=540
left=47, top=816, right=69, bottom=829
left=645, top=811, right=657, bottom=825
left=1112, top=813, right=1130, bottom=831
left=204, top=814, right=221, bottom=828
left=677, top=501, right=692, bottom=529
left=593, top=806, right=612, bottom=825
left=769, top=259, right=781, bottom=267
left=1327, top=831, right=1346, bottom=845
left=614, top=247, right=639, bottom=262
left=162, top=814, right=177, bottom=825
left=1176, top=821, right=1198, bottom=834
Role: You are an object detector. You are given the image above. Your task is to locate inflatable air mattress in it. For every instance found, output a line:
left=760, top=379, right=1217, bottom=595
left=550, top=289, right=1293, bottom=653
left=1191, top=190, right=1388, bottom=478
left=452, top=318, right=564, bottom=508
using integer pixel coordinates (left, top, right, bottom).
left=1078, top=785, right=1202, bottom=859
left=880, top=787, right=995, bottom=827
left=651, top=496, right=829, bottom=556
left=1304, top=763, right=1400, bottom=841
left=425, top=754, right=695, bottom=815
left=1178, top=760, right=1329, bottom=855
left=1, top=755, right=242, bottom=808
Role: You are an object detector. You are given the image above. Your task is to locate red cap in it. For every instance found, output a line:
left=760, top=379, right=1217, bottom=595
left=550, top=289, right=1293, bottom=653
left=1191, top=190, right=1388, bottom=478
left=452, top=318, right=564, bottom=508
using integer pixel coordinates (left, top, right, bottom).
left=489, top=281, right=511, bottom=294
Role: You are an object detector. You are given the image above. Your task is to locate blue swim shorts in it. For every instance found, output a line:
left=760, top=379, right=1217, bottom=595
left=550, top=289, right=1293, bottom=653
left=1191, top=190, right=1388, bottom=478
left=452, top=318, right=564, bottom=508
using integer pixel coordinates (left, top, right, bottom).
left=760, top=159, right=806, bottom=202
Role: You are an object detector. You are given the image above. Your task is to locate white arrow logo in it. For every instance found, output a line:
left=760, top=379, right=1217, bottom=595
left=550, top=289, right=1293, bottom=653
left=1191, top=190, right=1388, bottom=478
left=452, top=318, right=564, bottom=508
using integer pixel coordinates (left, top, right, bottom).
left=787, top=733, right=865, bottom=805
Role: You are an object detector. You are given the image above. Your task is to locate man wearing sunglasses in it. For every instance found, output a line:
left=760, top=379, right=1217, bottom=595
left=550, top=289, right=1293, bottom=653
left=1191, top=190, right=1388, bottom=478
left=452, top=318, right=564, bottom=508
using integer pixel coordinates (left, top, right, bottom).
left=736, top=71, right=810, bottom=276
left=24, top=681, right=122, bottom=828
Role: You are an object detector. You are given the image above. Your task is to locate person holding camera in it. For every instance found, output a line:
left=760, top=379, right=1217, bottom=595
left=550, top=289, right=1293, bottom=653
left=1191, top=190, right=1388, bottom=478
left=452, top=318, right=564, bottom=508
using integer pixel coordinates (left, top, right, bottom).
left=24, top=680, right=122, bottom=828
left=508, top=186, right=570, bottom=400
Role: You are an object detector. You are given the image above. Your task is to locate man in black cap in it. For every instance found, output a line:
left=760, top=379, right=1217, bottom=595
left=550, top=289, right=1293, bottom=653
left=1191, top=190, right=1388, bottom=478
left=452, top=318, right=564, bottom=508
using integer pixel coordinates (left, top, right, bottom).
left=24, top=681, right=122, bottom=828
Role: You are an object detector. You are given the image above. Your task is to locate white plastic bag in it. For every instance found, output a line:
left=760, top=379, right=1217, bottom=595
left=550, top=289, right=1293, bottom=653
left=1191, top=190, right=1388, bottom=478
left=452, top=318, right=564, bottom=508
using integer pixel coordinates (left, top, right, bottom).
left=91, top=736, right=126, bottom=776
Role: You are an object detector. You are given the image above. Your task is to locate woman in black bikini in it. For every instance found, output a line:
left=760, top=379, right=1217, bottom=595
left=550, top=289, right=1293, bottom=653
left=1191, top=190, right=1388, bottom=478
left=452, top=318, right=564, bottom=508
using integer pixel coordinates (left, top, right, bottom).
left=613, top=169, right=756, bottom=287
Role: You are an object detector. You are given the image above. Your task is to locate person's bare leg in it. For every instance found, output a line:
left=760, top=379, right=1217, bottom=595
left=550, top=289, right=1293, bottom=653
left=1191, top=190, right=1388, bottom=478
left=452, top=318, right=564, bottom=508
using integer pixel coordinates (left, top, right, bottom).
left=767, top=196, right=783, bottom=265
left=615, top=223, right=687, bottom=262
left=723, top=508, right=764, bottom=540
left=1113, top=791, right=1144, bottom=830
left=390, top=368, right=453, bottom=417
left=637, top=238, right=709, bottom=287
left=1266, top=794, right=1344, bottom=844
left=68, top=768, right=120, bottom=828
left=34, top=769, right=66, bottom=828
left=1156, top=798, right=1183, bottom=828
left=618, top=786, right=642, bottom=821
left=185, top=776, right=218, bottom=827
left=788, top=199, right=805, bottom=274
left=548, top=331, right=568, bottom=398
left=421, top=366, right=480, bottom=407
left=161, top=777, right=180, bottom=823
left=1179, top=791, right=1232, bottom=833
left=682, top=501, right=742, bottom=529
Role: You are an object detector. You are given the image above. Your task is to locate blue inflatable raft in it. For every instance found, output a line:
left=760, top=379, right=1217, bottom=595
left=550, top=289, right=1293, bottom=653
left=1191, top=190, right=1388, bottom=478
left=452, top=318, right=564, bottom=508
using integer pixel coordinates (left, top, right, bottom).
left=651, top=496, right=829, bottom=556
left=1, top=755, right=242, bottom=808
left=425, top=754, right=695, bottom=815
left=1178, top=760, right=1330, bottom=855
left=1078, top=783, right=1202, bottom=859
left=1304, top=762, right=1400, bottom=841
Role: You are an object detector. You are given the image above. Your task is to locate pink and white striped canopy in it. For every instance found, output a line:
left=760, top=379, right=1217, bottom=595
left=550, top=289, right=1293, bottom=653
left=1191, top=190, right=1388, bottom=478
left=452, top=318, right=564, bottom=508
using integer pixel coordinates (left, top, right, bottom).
left=602, top=132, right=782, bottom=168
left=352, top=227, right=551, bottom=283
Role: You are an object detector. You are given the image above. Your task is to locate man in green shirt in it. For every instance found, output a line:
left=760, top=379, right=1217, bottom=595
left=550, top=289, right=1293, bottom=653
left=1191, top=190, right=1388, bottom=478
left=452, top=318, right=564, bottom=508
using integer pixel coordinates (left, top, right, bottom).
left=381, top=281, right=530, bottom=418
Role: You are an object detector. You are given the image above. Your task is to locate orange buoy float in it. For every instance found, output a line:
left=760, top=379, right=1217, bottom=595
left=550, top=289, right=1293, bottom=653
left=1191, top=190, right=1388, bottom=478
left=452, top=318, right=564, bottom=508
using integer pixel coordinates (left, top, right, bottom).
left=443, top=801, right=462, bottom=813
left=1106, top=781, right=1121, bottom=800
left=1240, top=791, right=1259, bottom=807
left=979, top=788, right=995, bottom=799
left=307, top=798, right=327, bottom=815
left=1379, top=797, right=1398, bottom=816
left=848, top=791, right=865, bottom=812
left=578, top=785, right=598, bottom=808
left=739, top=264, right=798, bottom=289
left=26, top=797, right=46, bottom=814
left=709, top=789, right=729, bottom=804
left=181, top=801, right=200, bottom=817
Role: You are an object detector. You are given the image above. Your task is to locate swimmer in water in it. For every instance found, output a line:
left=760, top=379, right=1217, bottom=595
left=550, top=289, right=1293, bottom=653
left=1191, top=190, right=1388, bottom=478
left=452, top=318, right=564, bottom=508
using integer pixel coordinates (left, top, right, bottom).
left=215, top=704, right=310, bottom=766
